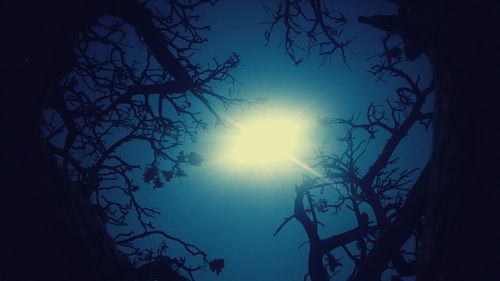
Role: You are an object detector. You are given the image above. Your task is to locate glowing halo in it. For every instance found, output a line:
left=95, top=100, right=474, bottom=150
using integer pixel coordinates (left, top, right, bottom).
left=223, top=115, right=321, bottom=177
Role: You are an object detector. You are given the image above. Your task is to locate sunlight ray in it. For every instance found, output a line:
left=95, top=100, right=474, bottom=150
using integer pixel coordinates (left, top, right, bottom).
left=288, top=156, right=323, bottom=178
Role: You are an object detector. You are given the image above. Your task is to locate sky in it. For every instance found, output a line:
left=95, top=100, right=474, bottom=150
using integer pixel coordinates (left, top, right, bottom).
left=108, top=1, right=433, bottom=280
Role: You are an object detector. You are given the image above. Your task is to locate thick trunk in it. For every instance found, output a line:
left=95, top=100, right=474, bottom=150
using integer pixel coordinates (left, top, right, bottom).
left=420, top=1, right=500, bottom=279
left=1, top=1, right=135, bottom=280
left=358, top=1, right=500, bottom=280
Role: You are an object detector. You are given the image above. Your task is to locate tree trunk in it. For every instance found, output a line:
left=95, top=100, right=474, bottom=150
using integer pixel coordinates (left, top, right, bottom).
left=420, top=0, right=500, bottom=280
left=1, top=1, right=135, bottom=280
left=359, top=0, right=500, bottom=279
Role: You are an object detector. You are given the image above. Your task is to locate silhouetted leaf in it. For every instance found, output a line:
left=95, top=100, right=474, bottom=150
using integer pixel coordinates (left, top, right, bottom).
left=188, top=152, right=203, bottom=166
left=153, top=176, right=163, bottom=188
left=161, top=170, right=174, bottom=182
left=209, top=258, right=224, bottom=275
left=177, top=151, right=186, bottom=162
left=176, top=168, right=186, bottom=178
left=143, top=164, right=158, bottom=184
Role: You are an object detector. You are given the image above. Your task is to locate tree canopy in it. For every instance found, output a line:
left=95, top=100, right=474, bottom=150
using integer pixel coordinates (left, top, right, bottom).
left=2, top=0, right=500, bottom=281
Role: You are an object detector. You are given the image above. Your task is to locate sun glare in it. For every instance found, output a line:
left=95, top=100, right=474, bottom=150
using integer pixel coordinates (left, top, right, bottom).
left=228, top=118, right=301, bottom=165
left=217, top=112, right=322, bottom=177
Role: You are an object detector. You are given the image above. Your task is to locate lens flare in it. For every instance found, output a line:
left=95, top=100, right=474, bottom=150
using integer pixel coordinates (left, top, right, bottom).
left=224, top=115, right=321, bottom=177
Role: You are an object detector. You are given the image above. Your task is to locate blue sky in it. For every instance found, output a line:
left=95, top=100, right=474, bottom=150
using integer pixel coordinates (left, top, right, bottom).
left=113, top=0, right=433, bottom=280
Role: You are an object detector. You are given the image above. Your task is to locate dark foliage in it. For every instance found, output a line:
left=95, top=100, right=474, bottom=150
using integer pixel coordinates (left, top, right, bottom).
left=3, top=0, right=245, bottom=280
left=40, top=0, right=248, bottom=279
left=3, top=0, right=500, bottom=281
left=266, top=0, right=500, bottom=280
left=273, top=34, right=434, bottom=281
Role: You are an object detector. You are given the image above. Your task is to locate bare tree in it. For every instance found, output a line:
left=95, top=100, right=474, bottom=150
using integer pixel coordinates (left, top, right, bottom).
left=262, top=1, right=500, bottom=280
left=261, top=0, right=352, bottom=66
left=273, top=34, right=434, bottom=281
left=4, top=0, right=499, bottom=280
left=40, top=1, right=247, bottom=280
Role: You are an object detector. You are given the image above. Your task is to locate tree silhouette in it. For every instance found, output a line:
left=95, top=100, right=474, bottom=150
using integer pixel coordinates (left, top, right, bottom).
left=272, top=33, right=434, bottom=281
left=3, top=1, right=246, bottom=280
left=3, top=0, right=500, bottom=280
left=42, top=1, right=251, bottom=279
left=265, top=0, right=500, bottom=280
left=261, top=0, right=351, bottom=66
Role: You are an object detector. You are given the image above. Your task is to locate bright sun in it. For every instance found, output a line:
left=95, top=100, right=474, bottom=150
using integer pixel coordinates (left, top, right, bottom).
left=221, top=113, right=322, bottom=177
left=228, top=118, right=302, bottom=165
